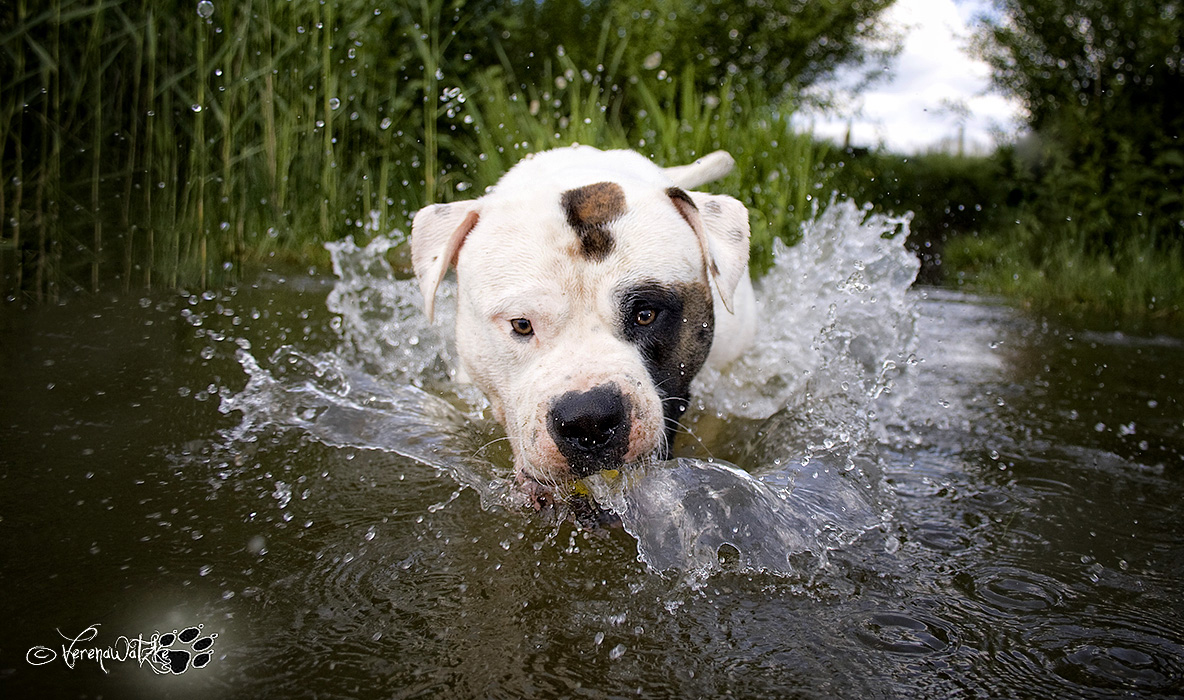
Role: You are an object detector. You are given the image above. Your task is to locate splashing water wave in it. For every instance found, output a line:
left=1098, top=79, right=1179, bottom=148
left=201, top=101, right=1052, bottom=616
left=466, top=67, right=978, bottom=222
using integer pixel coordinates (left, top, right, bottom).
left=220, top=199, right=919, bottom=577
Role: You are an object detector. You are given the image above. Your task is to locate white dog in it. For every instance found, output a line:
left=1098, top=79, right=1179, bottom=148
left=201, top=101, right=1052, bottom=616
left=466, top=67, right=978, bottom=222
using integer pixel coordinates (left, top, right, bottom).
left=411, top=145, right=755, bottom=504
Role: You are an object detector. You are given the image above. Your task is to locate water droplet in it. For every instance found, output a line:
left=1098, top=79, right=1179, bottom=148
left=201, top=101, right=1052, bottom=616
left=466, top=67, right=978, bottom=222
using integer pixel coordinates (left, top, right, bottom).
left=608, top=643, right=626, bottom=660
left=328, top=97, right=341, bottom=110
left=191, top=103, right=203, bottom=113
left=247, top=535, right=266, bottom=555
left=380, top=117, right=393, bottom=130
left=196, top=0, right=214, bottom=19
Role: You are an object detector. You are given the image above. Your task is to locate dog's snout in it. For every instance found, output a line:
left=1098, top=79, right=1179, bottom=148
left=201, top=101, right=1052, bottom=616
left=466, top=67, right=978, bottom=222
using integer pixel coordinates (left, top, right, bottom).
left=548, top=385, right=631, bottom=477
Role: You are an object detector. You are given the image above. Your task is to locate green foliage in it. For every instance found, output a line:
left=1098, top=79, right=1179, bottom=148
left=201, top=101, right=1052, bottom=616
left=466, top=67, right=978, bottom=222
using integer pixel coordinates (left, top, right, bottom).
left=940, top=0, right=1184, bottom=330
left=1, top=0, right=435, bottom=295
left=0, top=0, right=844, bottom=296
left=823, top=148, right=1018, bottom=279
left=975, top=0, right=1184, bottom=249
left=492, top=0, right=900, bottom=100
left=944, top=215, right=1184, bottom=331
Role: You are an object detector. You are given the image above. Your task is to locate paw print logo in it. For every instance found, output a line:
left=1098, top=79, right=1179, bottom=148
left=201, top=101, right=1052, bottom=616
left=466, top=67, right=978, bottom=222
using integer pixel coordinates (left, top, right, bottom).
left=155, top=625, right=217, bottom=674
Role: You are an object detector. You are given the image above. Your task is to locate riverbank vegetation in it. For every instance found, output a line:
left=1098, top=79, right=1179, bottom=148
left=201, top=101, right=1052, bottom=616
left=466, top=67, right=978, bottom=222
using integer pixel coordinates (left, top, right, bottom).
left=0, top=0, right=892, bottom=300
left=950, top=0, right=1184, bottom=329
left=1, top=0, right=1180, bottom=331
left=828, top=0, right=1184, bottom=331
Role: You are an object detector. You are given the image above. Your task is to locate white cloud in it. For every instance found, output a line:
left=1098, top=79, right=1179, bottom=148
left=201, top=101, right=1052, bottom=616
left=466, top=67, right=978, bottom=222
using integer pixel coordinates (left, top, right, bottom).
left=797, top=0, right=1026, bottom=154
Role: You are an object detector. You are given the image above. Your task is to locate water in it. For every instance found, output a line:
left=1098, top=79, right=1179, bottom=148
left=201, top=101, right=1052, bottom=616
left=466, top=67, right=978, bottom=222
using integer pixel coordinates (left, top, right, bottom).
left=2, top=201, right=1182, bottom=698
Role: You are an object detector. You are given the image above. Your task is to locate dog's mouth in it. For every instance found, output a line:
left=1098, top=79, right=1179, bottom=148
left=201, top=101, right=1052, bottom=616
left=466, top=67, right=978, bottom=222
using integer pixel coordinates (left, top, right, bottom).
left=516, top=472, right=559, bottom=509
left=515, top=470, right=623, bottom=528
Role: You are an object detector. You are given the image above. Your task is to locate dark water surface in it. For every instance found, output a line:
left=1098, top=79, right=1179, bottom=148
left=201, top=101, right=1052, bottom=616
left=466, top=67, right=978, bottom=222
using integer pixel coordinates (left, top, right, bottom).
left=3, top=242, right=1183, bottom=698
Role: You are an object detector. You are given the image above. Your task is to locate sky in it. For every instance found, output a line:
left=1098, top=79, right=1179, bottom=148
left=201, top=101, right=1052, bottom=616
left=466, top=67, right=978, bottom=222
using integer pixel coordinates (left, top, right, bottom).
left=797, top=0, right=1026, bottom=154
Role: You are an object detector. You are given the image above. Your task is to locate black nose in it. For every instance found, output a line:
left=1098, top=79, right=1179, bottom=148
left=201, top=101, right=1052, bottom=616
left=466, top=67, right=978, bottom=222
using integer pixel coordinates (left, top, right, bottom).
left=548, top=384, right=631, bottom=477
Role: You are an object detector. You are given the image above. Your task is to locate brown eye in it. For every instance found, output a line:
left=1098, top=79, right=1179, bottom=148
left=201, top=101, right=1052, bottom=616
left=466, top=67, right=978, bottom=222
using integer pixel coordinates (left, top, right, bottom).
left=510, top=318, right=534, bottom=336
left=635, top=309, right=656, bottom=326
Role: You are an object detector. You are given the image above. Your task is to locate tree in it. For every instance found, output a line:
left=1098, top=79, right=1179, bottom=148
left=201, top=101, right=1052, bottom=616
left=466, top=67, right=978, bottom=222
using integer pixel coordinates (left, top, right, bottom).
left=976, top=0, right=1184, bottom=246
left=486, top=0, right=900, bottom=100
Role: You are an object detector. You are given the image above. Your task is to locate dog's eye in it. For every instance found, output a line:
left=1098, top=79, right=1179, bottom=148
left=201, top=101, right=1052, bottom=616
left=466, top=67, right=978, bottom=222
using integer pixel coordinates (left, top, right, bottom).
left=635, top=309, right=657, bottom=326
left=510, top=318, right=534, bottom=336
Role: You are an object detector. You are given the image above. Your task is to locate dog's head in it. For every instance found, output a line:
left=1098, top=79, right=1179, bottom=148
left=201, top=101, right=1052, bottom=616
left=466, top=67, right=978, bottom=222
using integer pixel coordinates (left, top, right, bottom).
left=410, top=146, right=749, bottom=492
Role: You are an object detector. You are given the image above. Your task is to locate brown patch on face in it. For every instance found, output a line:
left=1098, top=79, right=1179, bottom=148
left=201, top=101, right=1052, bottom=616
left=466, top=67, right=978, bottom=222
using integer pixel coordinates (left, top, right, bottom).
left=561, top=182, right=626, bottom=261
left=669, top=282, right=715, bottom=395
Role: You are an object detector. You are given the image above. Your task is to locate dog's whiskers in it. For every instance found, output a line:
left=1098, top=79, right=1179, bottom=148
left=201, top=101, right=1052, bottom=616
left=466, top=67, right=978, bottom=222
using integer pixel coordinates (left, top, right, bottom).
left=472, top=435, right=512, bottom=459
left=660, top=413, right=716, bottom=461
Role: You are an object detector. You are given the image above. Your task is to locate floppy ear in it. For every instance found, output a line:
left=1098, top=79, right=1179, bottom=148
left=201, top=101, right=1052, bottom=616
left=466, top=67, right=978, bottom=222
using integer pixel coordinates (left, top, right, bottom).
left=666, top=188, right=751, bottom=314
left=410, top=201, right=480, bottom=323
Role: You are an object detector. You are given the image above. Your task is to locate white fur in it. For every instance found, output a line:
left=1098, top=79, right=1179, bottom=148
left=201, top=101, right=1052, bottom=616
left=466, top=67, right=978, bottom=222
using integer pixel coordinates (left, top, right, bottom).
left=410, top=145, right=756, bottom=488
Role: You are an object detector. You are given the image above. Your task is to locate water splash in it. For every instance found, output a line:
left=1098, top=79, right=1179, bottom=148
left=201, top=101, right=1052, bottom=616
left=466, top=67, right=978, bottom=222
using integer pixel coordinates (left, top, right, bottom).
left=583, top=450, right=883, bottom=577
left=220, top=346, right=513, bottom=509
left=220, top=199, right=919, bottom=577
left=319, top=235, right=477, bottom=395
left=694, top=199, right=918, bottom=420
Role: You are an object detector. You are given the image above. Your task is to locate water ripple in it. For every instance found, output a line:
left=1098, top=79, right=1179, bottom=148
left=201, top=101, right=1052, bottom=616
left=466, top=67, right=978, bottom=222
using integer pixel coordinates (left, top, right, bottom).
left=849, top=610, right=959, bottom=656
left=957, top=565, right=1074, bottom=617
left=1042, top=620, right=1184, bottom=696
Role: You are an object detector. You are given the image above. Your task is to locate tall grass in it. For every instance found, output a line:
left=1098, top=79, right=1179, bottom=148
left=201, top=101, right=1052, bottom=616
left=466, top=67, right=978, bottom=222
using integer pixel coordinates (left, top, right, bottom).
left=2, top=0, right=428, bottom=295
left=944, top=216, right=1184, bottom=331
left=1, top=0, right=829, bottom=297
left=455, top=59, right=828, bottom=274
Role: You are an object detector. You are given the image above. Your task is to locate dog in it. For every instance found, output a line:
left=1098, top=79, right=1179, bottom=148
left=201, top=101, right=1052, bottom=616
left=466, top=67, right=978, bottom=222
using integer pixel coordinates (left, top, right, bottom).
left=411, top=145, right=755, bottom=505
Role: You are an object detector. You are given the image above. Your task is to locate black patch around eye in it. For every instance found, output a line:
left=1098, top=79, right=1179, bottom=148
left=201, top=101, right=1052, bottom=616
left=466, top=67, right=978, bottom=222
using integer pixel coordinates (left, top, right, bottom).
left=617, top=281, right=714, bottom=456
left=620, top=285, right=683, bottom=347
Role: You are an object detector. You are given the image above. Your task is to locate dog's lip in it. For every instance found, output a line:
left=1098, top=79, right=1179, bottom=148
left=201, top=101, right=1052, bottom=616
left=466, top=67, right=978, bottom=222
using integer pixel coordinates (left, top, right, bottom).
left=517, top=471, right=553, bottom=489
left=515, top=470, right=566, bottom=511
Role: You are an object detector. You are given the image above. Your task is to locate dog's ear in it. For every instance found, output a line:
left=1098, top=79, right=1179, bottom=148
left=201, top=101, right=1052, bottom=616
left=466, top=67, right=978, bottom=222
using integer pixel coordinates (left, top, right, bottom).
left=666, top=188, right=750, bottom=313
left=410, top=201, right=480, bottom=323
left=663, top=150, right=736, bottom=189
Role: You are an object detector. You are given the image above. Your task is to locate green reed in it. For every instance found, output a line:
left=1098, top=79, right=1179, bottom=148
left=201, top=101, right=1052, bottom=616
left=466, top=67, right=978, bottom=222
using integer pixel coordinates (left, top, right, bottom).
left=0, top=0, right=829, bottom=297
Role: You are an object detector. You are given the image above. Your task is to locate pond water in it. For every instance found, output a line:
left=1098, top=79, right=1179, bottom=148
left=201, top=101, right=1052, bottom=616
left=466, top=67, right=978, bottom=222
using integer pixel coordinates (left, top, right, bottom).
left=2, top=201, right=1182, bottom=699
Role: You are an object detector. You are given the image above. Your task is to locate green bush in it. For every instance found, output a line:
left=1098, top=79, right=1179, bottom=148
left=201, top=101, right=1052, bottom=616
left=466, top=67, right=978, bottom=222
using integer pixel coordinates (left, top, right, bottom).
left=822, top=149, right=1019, bottom=281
